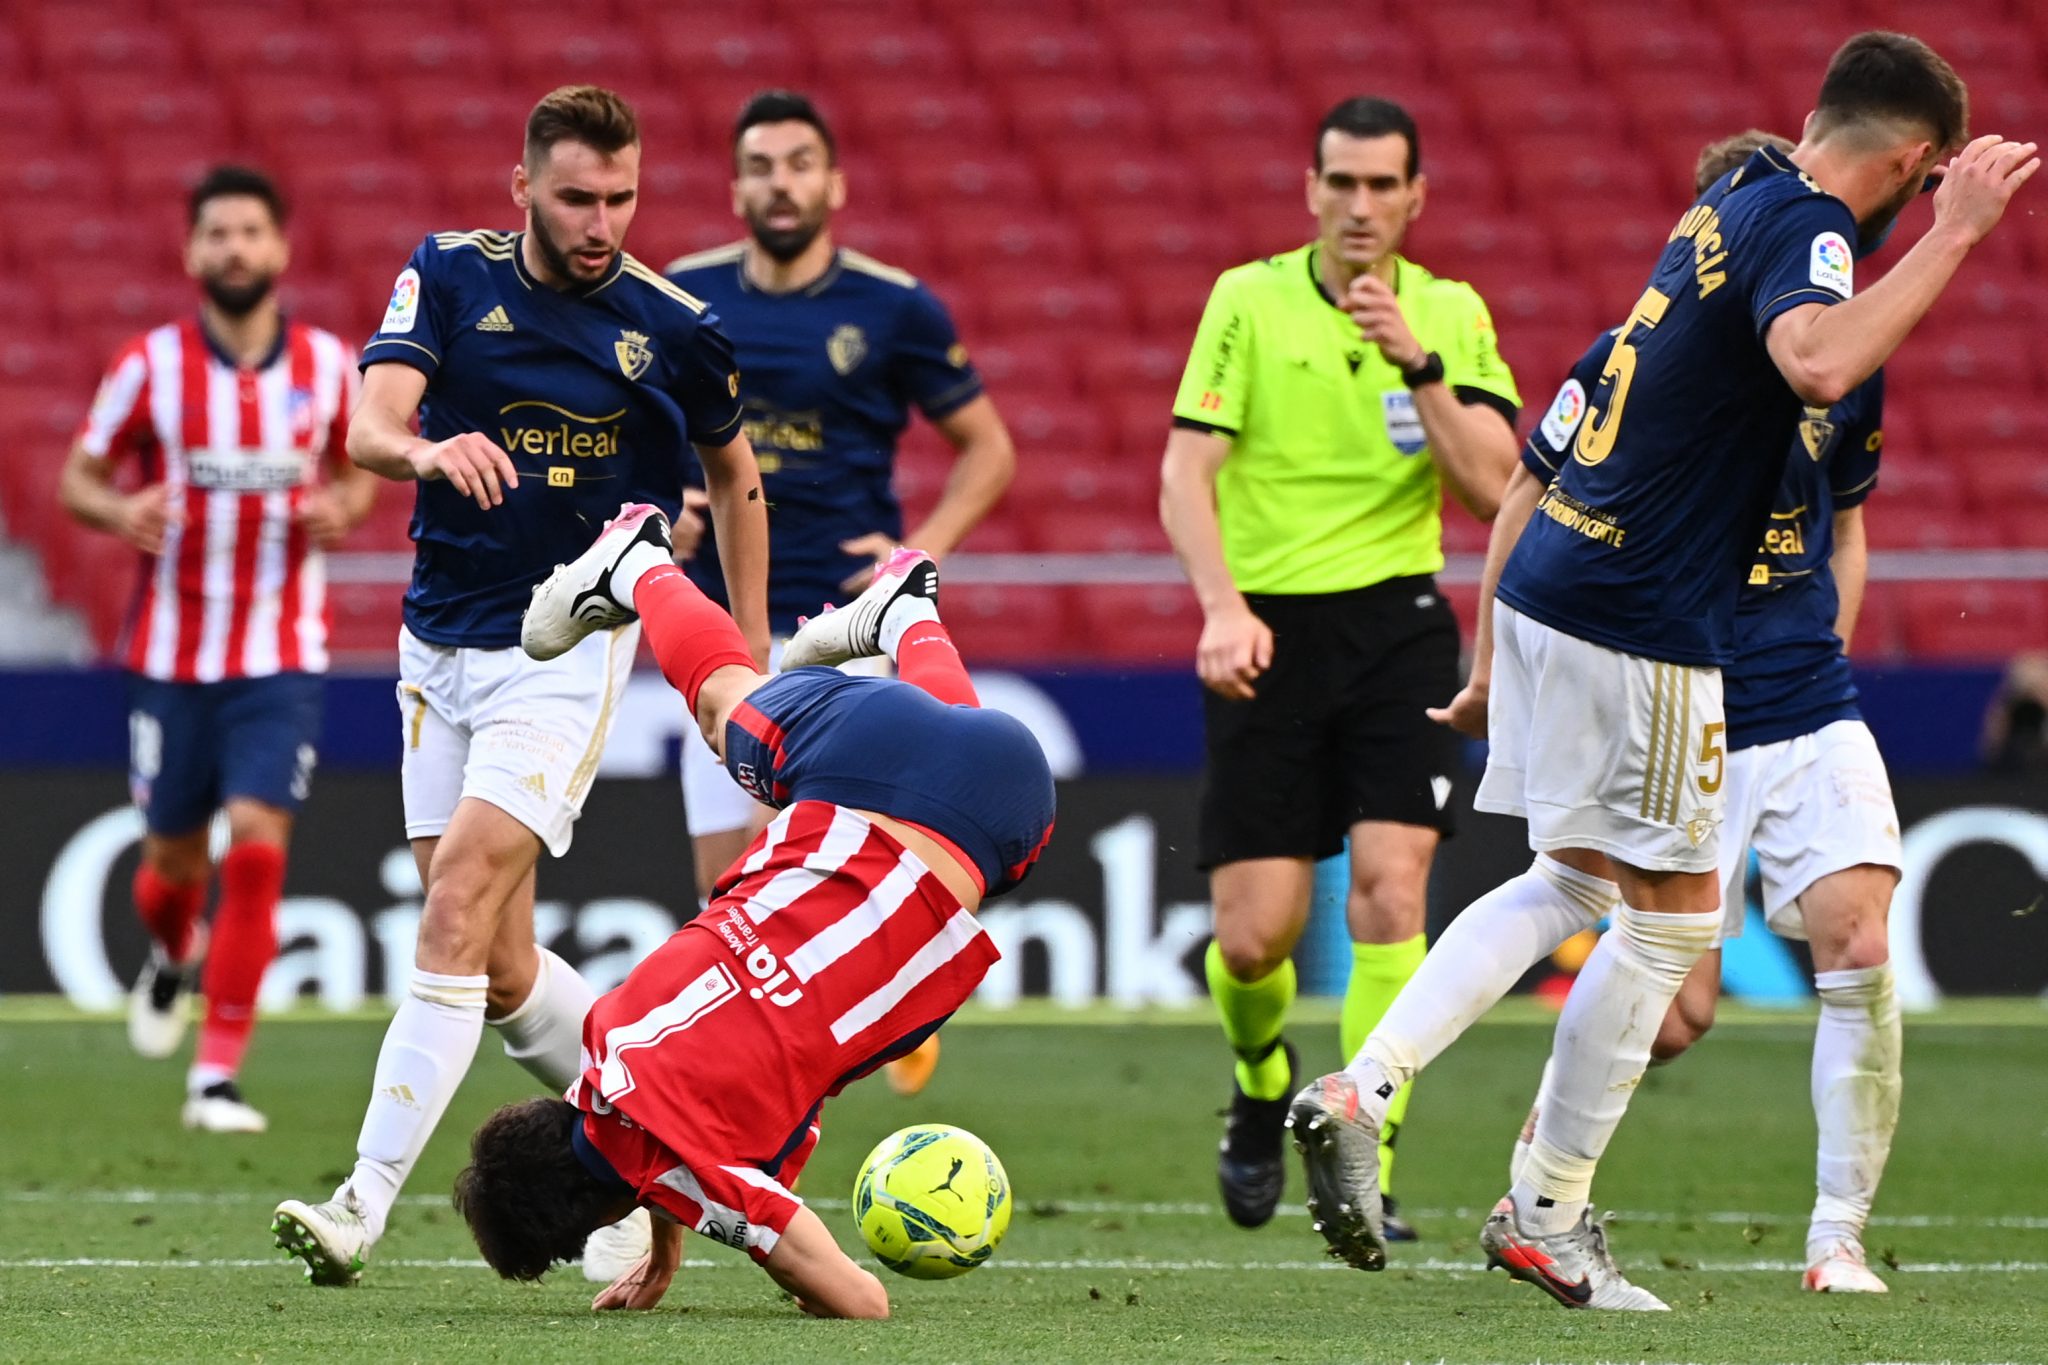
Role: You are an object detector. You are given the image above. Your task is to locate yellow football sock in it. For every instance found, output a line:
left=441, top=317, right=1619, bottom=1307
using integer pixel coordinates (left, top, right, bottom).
left=1204, top=941, right=1296, bottom=1101
left=1342, top=935, right=1427, bottom=1194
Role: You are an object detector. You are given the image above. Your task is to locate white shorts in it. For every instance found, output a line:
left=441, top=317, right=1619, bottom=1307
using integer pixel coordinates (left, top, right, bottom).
left=677, top=640, right=889, bottom=836
left=398, top=623, right=638, bottom=858
left=1716, top=718, right=1902, bottom=942
left=1477, top=603, right=1726, bottom=874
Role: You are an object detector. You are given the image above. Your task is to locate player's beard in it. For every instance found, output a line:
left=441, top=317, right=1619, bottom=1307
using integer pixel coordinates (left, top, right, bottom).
left=529, top=214, right=616, bottom=285
left=200, top=271, right=275, bottom=318
left=746, top=196, right=827, bottom=264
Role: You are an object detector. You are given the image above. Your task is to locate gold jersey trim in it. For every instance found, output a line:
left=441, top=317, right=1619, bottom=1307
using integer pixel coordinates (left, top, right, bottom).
left=663, top=242, right=747, bottom=274
left=620, top=256, right=710, bottom=314
left=839, top=248, right=919, bottom=290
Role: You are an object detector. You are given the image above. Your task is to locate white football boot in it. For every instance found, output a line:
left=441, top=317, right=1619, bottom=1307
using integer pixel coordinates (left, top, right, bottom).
left=272, top=1191, right=372, bottom=1286
left=1479, top=1197, right=1669, bottom=1311
left=182, top=1080, right=268, bottom=1133
left=582, top=1207, right=653, bottom=1283
left=780, top=547, right=937, bottom=670
left=1284, top=1071, right=1388, bottom=1271
left=521, top=502, right=672, bottom=661
left=1803, top=1239, right=1889, bottom=1293
left=127, top=929, right=206, bottom=1059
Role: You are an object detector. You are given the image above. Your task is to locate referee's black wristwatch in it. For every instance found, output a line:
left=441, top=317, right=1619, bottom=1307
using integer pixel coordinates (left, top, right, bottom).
left=1400, top=351, right=1446, bottom=389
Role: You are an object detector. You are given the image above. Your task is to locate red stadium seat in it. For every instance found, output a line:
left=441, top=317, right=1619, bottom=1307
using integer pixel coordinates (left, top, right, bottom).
left=843, top=86, right=1002, bottom=147
left=1149, top=79, right=1310, bottom=142
left=962, top=341, right=1078, bottom=396
left=800, top=19, right=960, bottom=81
left=1121, top=263, right=1223, bottom=338
left=1859, top=503, right=2002, bottom=552
left=926, top=209, right=1089, bottom=274
left=1078, top=585, right=1202, bottom=667
left=1867, top=458, right=1968, bottom=514
left=37, top=21, right=187, bottom=77
left=1944, top=387, right=2048, bottom=450
left=191, top=21, right=350, bottom=79
left=998, top=395, right=1103, bottom=462
left=1034, top=504, right=1171, bottom=555
left=1045, top=150, right=1204, bottom=211
left=59, top=215, right=180, bottom=276
left=1002, top=80, right=1163, bottom=148
left=639, top=18, right=805, bottom=82
left=1088, top=215, right=1239, bottom=272
left=239, top=84, right=397, bottom=165
left=833, top=217, right=936, bottom=272
left=48, top=276, right=192, bottom=332
left=71, top=78, right=232, bottom=143
left=1106, top=17, right=1275, bottom=79
left=1575, top=19, right=1738, bottom=82
left=1844, top=583, right=1902, bottom=661
left=890, top=152, right=1047, bottom=211
left=1500, top=134, right=1669, bottom=212
left=1008, top=447, right=1154, bottom=513
left=1465, top=78, right=1622, bottom=139
left=1958, top=449, right=2048, bottom=511
left=1099, top=390, right=1179, bottom=461
left=0, top=337, right=93, bottom=393
left=1071, top=334, right=1188, bottom=401
left=1994, top=507, right=2048, bottom=549
left=497, top=29, right=654, bottom=87
left=343, top=23, right=503, bottom=81
left=1420, top=19, right=1583, bottom=81
left=292, top=158, right=439, bottom=219
left=981, top=281, right=1130, bottom=334
left=960, top=19, right=1114, bottom=80
left=939, top=585, right=1087, bottom=666
left=1266, top=20, right=1430, bottom=86
left=1898, top=582, right=2048, bottom=661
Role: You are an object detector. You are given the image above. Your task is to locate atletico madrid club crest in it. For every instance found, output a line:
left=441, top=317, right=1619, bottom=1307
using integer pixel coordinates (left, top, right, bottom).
left=614, top=329, right=653, bottom=381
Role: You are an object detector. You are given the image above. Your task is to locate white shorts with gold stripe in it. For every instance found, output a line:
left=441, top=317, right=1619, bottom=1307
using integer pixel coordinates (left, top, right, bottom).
left=1716, top=718, right=1900, bottom=942
left=1476, top=603, right=1725, bottom=874
left=397, top=623, right=637, bottom=858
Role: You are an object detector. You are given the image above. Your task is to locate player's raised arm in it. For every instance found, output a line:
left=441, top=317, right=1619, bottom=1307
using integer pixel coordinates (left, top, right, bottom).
left=694, top=428, right=771, bottom=667
left=347, top=363, right=518, bottom=510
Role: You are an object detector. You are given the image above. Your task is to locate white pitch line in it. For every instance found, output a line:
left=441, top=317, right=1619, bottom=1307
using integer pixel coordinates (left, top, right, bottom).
left=8, top=1189, right=2044, bottom=1231
left=5, top=1255, right=2048, bottom=1275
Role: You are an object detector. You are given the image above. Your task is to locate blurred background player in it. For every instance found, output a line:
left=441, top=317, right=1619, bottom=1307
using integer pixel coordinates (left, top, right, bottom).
left=666, top=89, right=1015, bottom=1096
left=452, top=503, right=1053, bottom=1318
left=1294, top=35, right=2030, bottom=1307
left=1158, top=97, right=1519, bottom=1233
left=57, top=165, right=372, bottom=1133
left=271, top=86, right=769, bottom=1287
left=1508, top=129, right=1902, bottom=1296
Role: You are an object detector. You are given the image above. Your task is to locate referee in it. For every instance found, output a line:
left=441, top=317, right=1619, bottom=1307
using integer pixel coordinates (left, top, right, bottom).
left=1159, top=97, right=1519, bottom=1235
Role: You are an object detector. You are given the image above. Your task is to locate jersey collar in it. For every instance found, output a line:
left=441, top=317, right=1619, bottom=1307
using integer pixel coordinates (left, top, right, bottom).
left=739, top=246, right=843, bottom=297
left=509, top=231, right=627, bottom=297
left=193, top=312, right=288, bottom=372
left=1307, top=245, right=1403, bottom=308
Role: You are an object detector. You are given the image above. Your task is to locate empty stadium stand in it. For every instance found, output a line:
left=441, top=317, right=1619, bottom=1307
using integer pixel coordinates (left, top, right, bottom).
left=9, top=0, right=2046, bottom=666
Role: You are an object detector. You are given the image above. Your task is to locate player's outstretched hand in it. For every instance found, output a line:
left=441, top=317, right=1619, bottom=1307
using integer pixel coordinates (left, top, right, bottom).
left=115, top=484, right=184, bottom=556
left=590, top=1250, right=676, bottom=1312
left=1197, top=602, right=1274, bottom=701
left=293, top=487, right=354, bottom=548
left=1426, top=679, right=1488, bottom=739
left=408, top=432, right=519, bottom=510
left=671, top=487, right=711, bottom=563
left=838, top=532, right=901, bottom=593
left=1932, top=134, right=2041, bottom=246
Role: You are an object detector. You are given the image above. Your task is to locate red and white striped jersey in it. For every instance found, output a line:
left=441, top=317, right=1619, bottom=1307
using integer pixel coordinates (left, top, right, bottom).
left=77, top=318, right=358, bottom=682
left=571, top=801, right=1000, bottom=1171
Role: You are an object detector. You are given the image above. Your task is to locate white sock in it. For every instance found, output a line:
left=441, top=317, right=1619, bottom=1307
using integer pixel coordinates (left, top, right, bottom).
left=608, top=540, right=673, bottom=612
left=1508, top=1058, right=1553, bottom=1188
left=1349, top=856, right=1617, bottom=1116
left=188, top=1063, right=233, bottom=1094
left=1515, top=903, right=1717, bottom=1234
left=343, top=970, right=486, bottom=1243
left=1807, top=962, right=1901, bottom=1261
left=487, top=947, right=597, bottom=1091
left=879, top=595, right=939, bottom=658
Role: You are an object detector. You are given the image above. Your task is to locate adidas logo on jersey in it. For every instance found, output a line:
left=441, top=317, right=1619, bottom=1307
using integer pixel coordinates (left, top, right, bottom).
left=475, top=306, right=515, bottom=332
left=517, top=772, right=547, bottom=798
left=382, top=1083, right=419, bottom=1109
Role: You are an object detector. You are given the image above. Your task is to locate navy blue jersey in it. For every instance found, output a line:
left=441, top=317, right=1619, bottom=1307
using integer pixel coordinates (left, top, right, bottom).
left=665, top=245, right=982, bottom=633
left=364, top=231, right=744, bottom=647
left=1526, top=344, right=1883, bottom=749
left=1497, top=147, right=1859, bottom=666
left=723, top=667, right=1055, bottom=896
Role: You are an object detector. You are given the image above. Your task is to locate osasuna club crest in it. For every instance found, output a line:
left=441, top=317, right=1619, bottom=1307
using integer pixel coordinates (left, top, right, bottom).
left=827, top=323, right=867, bottom=376
left=614, top=329, right=653, bottom=381
left=1798, top=404, right=1837, bottom=461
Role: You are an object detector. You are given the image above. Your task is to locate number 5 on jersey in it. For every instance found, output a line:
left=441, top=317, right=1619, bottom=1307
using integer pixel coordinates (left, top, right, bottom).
left=1575, top=287, right=1671, bottom=467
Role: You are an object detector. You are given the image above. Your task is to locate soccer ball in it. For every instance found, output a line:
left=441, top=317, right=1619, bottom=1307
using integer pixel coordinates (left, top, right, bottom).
left=851, top=1124, right=1011, bottom=1280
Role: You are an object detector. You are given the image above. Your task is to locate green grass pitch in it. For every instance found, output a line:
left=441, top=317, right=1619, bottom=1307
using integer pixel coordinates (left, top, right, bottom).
left=2, top=1000, right=2044, bottom=1364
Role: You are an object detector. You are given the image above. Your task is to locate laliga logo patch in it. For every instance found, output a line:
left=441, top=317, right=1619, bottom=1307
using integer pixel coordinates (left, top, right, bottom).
left=1538, top=378, right=1588, bottom=452
left=827, top=323, right=867, bottom=376
left=382, top=268, right=421, bottom=334
left=614, top=329, right=653, bottom=381
left=1809, top=232, right=1854, bottom=298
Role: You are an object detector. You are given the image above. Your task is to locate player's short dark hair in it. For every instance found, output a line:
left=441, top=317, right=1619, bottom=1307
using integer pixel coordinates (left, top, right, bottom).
left=1315, top=97, right=1420, bottom=179
left=188, top=164, right=287, bottom=230
left=1811, top=31, right=1968, bottom=153
left=1694, top=129, right=1796, bottom=194
left=732, top=89, right=838, bottom=167
left=525, top=85, right=640, bottom=166
left=454, top=1098, right=621, bottom=1281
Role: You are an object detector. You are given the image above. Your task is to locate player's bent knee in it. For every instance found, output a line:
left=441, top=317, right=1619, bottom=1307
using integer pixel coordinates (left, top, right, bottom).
left=1211, top=927, right=1289, bottom=983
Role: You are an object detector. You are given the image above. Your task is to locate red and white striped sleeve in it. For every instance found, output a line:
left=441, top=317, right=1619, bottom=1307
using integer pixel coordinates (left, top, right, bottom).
left=76, top=336, right=153, bottom=461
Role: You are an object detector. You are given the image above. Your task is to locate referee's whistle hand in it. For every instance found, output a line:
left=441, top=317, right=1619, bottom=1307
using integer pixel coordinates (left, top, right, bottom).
left=1197, top=605, right=1273, bottom=701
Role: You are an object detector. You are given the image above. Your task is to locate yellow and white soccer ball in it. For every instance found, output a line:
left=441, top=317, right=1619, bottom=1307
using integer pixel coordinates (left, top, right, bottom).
left=851, top=1124, right=1012, bottom=1280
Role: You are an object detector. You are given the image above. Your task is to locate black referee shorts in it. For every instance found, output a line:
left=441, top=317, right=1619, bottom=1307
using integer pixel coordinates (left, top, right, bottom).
left=1197, top=576, right=1461, bottom=871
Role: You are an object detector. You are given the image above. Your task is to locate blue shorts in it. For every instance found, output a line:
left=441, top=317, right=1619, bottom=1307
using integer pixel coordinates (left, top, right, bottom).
left=724, top=668, right=1056, bottom=895
left=127, top=672, right=324, bottom=836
